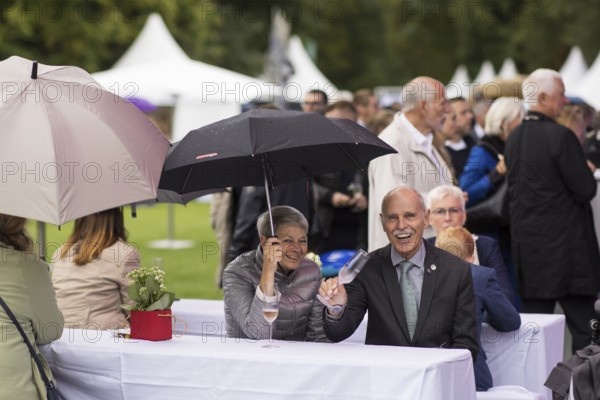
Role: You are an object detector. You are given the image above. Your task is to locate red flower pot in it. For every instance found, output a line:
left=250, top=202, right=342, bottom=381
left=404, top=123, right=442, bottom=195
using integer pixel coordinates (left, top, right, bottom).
left=129, top=309, right=172, bottom=341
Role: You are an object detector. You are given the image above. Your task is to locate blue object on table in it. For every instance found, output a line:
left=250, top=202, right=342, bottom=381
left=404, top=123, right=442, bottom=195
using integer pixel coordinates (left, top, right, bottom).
left=320, top=250, right=356, bottom=278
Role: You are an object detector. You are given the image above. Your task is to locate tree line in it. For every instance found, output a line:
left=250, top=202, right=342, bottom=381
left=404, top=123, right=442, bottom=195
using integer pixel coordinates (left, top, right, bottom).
left=0, top=0, right=597, bottom=91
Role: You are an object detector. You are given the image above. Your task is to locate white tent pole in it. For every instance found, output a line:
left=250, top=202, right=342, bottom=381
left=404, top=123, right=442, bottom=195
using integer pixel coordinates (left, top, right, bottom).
left=167, top=203, right=175, bottom=241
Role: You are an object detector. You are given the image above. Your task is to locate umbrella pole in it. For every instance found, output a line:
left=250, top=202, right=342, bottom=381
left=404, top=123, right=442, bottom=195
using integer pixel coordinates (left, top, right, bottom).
left=263, top=170, right=275, bottom=236
left=36, top=221, right=46, bottom=260
left=262, top=158, right=275, bottom=236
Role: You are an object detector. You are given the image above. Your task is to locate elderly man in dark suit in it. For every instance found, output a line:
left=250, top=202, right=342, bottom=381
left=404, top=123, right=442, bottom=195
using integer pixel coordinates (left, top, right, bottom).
left=320, top=186, right=479, bottom=360
left=505, top=68, right=600, bottom=353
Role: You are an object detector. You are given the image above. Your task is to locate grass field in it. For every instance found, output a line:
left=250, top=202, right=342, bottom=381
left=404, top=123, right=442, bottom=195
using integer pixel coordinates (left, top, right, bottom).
left=27, top=202, right=224, bottom=300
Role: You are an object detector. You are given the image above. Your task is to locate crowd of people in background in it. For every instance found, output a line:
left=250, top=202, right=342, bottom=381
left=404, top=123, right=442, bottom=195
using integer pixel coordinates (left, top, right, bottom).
left=3, top=66, right=600, bottom=397
left=214, top=68, right=600, bottom=390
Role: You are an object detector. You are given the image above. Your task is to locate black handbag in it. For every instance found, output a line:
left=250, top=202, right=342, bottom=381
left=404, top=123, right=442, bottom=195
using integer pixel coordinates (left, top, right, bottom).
left=0, top=296, right=60, bottom=400
left=465, top=142, right=509, bottom=231
left=465, top=180, right=509, bottom=230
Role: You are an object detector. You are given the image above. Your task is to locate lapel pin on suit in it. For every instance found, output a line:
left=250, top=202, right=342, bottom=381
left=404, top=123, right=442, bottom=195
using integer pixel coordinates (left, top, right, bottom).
left=427, top=264, right=437, bottom=273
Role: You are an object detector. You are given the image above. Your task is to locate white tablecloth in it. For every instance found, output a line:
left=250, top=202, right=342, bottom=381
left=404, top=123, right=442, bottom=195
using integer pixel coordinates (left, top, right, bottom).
left=172, top=300, right=565, bottom=399
left=40, top=329, right=476, bottom=400
left=171, top=298, right=369, bottom=343
left=172, top=298, right=225, bottom=336
left=482, top=313, right=565, bottom=400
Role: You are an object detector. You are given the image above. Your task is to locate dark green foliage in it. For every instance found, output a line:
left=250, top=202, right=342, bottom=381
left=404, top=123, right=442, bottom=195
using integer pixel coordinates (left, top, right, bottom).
left=0, top=0, right=598, bottom=94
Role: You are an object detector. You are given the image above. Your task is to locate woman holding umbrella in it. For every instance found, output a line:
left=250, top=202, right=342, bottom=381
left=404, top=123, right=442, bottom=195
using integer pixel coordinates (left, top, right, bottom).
left=51, top=208, right=140, bottom=330
left=0, top=214, right=64, bottom=399
left=223, top=206, right=329, bottom=342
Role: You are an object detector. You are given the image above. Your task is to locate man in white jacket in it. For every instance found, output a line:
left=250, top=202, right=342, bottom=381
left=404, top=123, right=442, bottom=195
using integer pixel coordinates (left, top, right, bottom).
left=368, top=77, right=453, bottom=250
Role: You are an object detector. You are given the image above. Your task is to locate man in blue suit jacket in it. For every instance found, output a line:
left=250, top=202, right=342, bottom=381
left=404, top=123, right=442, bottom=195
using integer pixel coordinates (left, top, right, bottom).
left=437, top=227, right=520, bottom=391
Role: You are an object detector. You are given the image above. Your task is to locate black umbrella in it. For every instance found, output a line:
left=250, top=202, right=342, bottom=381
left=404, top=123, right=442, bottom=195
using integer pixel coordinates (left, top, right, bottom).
left=150, top=141, right=225, bottom=204
left=159, top=109, right=396, bottom=234
left=138, top=188, right=224, bottom=205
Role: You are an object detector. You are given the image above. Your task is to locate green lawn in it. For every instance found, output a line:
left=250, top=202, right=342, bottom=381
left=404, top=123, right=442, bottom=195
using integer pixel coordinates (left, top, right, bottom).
left=27, top=202, right=223, bottom=300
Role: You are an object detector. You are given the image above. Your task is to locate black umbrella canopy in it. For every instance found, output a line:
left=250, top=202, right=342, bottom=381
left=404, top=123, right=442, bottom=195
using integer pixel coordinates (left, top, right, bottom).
left=160, top=109, right=396, bottom=194
left=137, top=188, right=224, bottom=205
left=150, top=141, right=225, bottom=204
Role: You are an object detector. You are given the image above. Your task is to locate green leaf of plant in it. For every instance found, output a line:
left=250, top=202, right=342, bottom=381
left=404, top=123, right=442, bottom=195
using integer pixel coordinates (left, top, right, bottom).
left=121, top=304, right=135, bottom=311
left=165, top=292, right=176, bottom=309
left=147, top=293, right=172, bottom=311
left=128, top=283, right=141, bottom=302
left=145, top=275, right=160, bottom=294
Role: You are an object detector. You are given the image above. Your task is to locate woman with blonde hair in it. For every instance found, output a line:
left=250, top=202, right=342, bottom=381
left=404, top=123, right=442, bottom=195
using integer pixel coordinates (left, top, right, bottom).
left=0, top=214, right=64, bottom=399
left=459, top=97, right=525, bottom=206
left=52, top=208, right=140, bottom=330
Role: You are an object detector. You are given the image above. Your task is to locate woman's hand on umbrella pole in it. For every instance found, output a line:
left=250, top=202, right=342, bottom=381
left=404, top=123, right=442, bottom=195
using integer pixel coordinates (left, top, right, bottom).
left=260, top=237, right=281, bottom=296
left=262, top=236, right=282, bottom=274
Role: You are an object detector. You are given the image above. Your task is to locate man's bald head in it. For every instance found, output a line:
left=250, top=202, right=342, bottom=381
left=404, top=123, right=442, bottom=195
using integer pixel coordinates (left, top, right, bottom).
left=401, top=76, right=450, bottom=134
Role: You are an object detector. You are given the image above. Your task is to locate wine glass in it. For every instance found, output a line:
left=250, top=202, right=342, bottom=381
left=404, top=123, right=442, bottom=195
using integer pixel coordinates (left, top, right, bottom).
left=261, top=287, right=280, bottom=348
left=317, top=249, right=370, bottom=307
left=347, top=181, right=363, bottom=213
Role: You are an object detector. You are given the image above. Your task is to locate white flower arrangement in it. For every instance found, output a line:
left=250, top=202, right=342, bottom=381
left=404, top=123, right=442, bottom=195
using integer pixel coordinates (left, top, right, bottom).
left=305, top=252, right=322, bottom=267
left=122, top=266, right=176, bottom=311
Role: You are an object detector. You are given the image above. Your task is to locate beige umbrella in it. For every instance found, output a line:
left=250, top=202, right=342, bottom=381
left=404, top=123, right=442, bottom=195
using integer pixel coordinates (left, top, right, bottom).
left=0, top=56, right=170, bottom=226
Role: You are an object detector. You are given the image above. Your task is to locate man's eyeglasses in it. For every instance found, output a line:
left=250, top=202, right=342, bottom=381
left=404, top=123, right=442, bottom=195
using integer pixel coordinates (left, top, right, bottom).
left=431, top=207, right=464, bottom=216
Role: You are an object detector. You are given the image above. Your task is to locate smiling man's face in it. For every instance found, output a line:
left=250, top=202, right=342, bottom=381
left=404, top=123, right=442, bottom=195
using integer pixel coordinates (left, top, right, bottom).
left=380, top=188, right=429, bottom=259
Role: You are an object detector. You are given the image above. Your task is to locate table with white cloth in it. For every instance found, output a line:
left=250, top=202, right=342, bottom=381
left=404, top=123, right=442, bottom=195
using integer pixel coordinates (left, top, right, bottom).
left=40, top=329, right=476, bottom=400
left=171, top=298, right=368, bottom=343
left=481, top=313, right=565, bottom=400
left=173, top=300, right=564, bottom=399
left=171, top=298, right=226, bottom=336
left=342, top=311, right=564, bottom=399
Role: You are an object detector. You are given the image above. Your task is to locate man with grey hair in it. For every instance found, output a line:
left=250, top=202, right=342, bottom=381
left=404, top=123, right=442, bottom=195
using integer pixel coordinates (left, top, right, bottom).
left=426, top=185, right=515, bottom=304
left=505, top=68, right=599, bottom=353
left=320, top=186, right=478, bottom=360
left=368, top=76, right=453, bottom=251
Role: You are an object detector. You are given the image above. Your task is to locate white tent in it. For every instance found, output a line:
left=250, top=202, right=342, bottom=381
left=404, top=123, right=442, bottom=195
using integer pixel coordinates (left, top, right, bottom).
left=92, top=13, right=276, bottom=139
left=572, top=50, right=600, bottom=109
left=112, top=13, right=189, bottom=69
left=446, top=64, right=471, bottom=99
left=560, top=46, right=589, bottom=95
left=473, top=60, right=496, bottom=85
left=498, top=58, right=519, bottom=80
left=286, top=35, right=338, bottom=100
left=92, top=13, right=277, bottom=248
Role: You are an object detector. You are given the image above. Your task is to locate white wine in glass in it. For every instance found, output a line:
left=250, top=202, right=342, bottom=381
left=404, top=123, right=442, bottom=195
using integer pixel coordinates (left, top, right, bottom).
left=262, top=286, right=280, bottom=348
left=317, top=249, right=370, bottom=308
left=262, top=308, right=279, bottom=324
